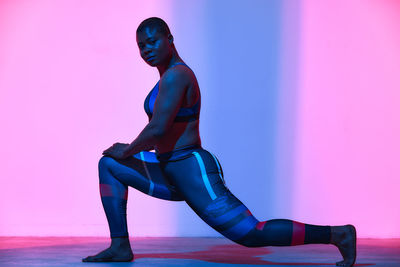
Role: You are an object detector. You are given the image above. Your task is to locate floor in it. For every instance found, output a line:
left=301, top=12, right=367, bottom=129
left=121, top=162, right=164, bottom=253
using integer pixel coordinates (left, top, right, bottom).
left=0, top=237, right=399, bottom=266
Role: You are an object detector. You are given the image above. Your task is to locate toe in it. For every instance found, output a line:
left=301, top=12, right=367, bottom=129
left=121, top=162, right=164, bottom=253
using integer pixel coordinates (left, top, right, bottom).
left=82, top=256, right=93, bottom=262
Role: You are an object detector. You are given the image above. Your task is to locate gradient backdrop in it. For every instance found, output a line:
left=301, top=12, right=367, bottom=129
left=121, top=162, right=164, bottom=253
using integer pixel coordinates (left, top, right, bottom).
left=1, top=0, right=399, bottom=238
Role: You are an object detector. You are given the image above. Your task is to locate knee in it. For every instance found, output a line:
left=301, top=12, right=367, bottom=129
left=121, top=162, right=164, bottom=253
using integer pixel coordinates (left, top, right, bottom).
left=98, top=156, right=117, bottom=183
left=99, top=156, right=112, bottom=166
left=98, top=156, right=114, bottom=171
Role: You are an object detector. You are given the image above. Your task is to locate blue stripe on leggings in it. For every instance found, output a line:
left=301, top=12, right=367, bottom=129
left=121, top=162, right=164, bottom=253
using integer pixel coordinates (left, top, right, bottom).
left=140, top=151, right=154, bottom=196
left=192, top=151, right=217, bottom=200
left=202, top=204, right=248, bottom=226
left=133, top=151, right=159, bottom=162
left=221, top=215, right=258, bottom=241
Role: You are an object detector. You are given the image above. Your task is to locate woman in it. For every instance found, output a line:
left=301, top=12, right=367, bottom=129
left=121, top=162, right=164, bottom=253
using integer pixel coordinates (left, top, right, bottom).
left=82, top=17, right=357, bottom=266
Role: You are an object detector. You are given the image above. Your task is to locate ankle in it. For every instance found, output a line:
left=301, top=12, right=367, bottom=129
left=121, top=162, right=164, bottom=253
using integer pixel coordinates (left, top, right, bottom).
left=330, top=226, right=334, bottom=244
left=111, top=237, right=131, bottom=247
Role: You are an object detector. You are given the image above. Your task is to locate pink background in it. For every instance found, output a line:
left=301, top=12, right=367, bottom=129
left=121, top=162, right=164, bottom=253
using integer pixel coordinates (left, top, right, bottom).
left=0, top=0, right=399, bottom=238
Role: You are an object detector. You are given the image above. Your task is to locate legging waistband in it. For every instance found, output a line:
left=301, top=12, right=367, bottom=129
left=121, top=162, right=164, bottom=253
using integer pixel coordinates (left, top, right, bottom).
left=156, top=143, right=203, bottom=162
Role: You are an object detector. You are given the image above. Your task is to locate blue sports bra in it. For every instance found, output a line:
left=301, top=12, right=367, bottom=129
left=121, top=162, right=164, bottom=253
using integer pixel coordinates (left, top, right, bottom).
left=144, top=62, right=200, bottom=122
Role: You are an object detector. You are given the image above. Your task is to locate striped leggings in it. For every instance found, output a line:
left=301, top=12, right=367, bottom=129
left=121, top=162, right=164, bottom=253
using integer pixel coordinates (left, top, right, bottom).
left=98, top=145, right=331, bottom=247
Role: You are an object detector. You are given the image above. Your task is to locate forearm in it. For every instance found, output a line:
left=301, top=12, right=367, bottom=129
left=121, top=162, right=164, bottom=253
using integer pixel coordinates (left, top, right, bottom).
left=122, top=122, right=163, bottom=157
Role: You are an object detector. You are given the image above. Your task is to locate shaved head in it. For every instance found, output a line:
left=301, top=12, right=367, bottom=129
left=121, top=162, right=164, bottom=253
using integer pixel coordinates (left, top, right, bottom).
left=136, top=17, right=172, bottom=37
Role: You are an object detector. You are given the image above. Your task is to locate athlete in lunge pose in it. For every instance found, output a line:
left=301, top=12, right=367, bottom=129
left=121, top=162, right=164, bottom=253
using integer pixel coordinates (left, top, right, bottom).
left=82, top=17, right=357, bottom=266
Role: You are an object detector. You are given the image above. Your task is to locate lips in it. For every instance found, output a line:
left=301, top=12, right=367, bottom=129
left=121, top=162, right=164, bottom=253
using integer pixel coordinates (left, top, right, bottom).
left=146, top=55, right=156, bottom=61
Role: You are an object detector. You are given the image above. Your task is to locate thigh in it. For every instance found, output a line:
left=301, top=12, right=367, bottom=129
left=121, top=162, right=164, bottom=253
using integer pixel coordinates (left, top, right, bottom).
left=161, top=149, right=240, bottom=212
left=102, top=151, right=184, bottom=201
left=160, top=150, right=217, bottom=210
left=161, top=149, right=259, bottom=242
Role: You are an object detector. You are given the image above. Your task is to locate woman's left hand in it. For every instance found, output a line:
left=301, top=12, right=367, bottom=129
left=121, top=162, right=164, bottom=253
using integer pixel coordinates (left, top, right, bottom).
left=102, top=142, right=130, bottom=159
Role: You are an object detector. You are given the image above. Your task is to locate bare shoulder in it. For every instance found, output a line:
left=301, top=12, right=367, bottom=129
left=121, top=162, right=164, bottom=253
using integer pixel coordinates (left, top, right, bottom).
left=160, top=64, right=194, bottom=88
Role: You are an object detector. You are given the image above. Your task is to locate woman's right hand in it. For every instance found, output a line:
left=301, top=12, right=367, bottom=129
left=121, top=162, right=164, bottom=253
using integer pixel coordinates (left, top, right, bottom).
left=102, top=142, right=130, bottom=159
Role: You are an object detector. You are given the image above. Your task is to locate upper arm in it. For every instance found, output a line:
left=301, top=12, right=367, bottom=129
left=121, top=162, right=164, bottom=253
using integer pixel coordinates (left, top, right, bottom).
left=149, top=68, right=188, bottom=135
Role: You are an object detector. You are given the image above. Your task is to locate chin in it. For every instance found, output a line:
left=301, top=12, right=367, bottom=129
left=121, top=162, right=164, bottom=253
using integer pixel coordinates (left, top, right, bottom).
left=150, top=59, right=160, bottom=66
left=146, top=61, right=157, bottom=67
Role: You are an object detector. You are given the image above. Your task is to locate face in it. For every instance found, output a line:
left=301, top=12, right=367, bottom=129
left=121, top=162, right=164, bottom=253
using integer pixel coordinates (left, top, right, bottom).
left=136, top=27, right=173, bottom=67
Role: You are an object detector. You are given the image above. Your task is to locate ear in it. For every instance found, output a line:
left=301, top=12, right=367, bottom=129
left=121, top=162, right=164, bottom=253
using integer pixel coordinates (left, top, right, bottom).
left=168, top=34, right=174, bottom=44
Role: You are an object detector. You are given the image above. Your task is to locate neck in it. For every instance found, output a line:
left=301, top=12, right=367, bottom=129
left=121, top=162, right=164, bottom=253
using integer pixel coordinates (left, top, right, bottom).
left=157, top=49, right=182, bottom=77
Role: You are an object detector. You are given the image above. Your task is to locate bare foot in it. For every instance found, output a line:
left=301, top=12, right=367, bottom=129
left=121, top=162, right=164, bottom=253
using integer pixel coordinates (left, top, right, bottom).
left=330, top=224, right=357, bottom=267
left=82, top=239, right=134, bottom=262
